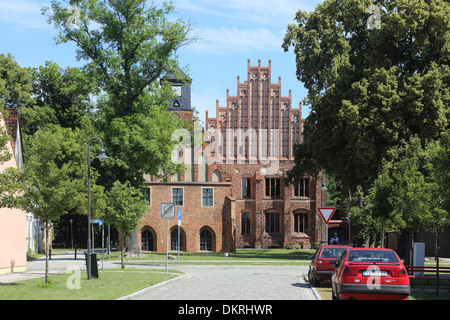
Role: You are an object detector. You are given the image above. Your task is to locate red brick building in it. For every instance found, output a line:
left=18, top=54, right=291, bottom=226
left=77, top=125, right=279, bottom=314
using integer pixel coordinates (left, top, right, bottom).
left=139, top=60, right=325, bottom=253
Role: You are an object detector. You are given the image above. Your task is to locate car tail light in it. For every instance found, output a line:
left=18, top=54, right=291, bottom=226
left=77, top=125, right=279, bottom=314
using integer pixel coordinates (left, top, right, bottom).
left=344, top=267, right=350, bottom=274
left=400, top=268, right=407, bottom=277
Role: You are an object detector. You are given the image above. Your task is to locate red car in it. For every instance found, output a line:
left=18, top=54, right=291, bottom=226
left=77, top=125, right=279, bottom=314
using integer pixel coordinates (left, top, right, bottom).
left=331, top=248, right=410, bottom=300
left=308, top=245, right=353, bottom=286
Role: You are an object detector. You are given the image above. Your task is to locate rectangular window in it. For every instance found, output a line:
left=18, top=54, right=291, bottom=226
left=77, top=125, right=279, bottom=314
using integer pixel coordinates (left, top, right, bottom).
left=242, top=177, right=251, bottom=198
left=172, top=188, right=183, bottom=206
left=265, top=212, right=280, bottom=234
left=202, top=188, right=213, bottom=206
left=294, top=178, right=310, bottom=197
left=144, top=187, right=151, bottom=205
left=265, top=178, right=281, bottom=198
left=294, top=213, right=308, bottom=234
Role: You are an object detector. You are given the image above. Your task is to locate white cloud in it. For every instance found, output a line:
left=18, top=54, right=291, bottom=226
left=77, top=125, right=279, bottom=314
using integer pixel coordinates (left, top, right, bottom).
left=189, top=27, right=283, bottom=55
left=173, top=0, right=320, bottom=56
left=0, top=0, right=51, bottom=30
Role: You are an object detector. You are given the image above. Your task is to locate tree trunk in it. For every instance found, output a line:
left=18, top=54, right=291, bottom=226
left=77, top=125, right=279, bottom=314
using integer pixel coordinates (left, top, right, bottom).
left=121, top=235, right=126, bottom=269
left=125, top=228, right=141, bottom=257
left=45, top=220, right=49, bottom=283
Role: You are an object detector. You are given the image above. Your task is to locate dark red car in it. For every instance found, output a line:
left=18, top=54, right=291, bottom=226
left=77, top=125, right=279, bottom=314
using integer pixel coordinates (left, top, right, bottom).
left=308, top=245, right=353, bottom=286
left=331, top=248, right=410, bottom=300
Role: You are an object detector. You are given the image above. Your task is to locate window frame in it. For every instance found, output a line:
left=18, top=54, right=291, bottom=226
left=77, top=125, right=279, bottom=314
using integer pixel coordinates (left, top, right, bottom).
left=265, top=212, right=280, bottom=235
left=294, top=178, right=310, bottom=198
left=241, top=211, right=251, bottom=236
left=172, top=187, right=184, bottom=206
left=242, top=177, right=251, bottom=198
left=293, top=212, right=308, bottom=234
left=265, top=177, right=281, bottom=199
left=201, top=187, right=214, bottom=207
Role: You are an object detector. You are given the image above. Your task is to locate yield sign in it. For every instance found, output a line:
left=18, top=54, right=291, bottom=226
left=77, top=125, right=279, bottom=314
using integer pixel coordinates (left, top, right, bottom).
left=317, top=207, right=336, bottom=224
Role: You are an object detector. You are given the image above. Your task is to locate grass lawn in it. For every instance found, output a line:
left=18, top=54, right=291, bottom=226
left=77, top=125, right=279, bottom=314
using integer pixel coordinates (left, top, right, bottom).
left=0, top=269, right=181, bottom=300
left=110, top=248, right=316, bottom=266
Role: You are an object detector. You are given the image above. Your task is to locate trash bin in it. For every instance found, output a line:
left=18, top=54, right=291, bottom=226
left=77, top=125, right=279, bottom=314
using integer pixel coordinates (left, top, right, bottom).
left=85, top=253, right=99, bottom=279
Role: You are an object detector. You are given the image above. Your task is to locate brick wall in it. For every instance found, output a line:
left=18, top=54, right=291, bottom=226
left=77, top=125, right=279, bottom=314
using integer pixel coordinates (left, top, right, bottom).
left=140, top=182, right=232, bottom=252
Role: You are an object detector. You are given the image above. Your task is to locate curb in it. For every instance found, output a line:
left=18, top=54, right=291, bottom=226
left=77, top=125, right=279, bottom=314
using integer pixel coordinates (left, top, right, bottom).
left=302, top=273, right=322, bottom=300
left=116, top=273, right=188, bottom=300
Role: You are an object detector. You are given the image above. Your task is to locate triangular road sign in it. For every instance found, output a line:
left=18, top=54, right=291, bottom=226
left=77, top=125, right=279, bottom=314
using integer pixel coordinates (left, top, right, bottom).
left=317, top=207, right=336, bottom=224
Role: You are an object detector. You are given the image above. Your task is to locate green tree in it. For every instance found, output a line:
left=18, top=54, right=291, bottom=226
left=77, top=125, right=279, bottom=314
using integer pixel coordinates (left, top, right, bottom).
left=103, top=180, right=147, bottom=269
left=423, top=130, right=450, bottom=255
left=0, top=125, right=105, bottom=282
left=27, top=62, right=98, bottom=133
left=283, top=0, right=450, bottom=191
left=0, top=53, right=34, bottom=110
left=367, top=135, right=450, bottom=261
left=43, top=0, right=196, bottom=256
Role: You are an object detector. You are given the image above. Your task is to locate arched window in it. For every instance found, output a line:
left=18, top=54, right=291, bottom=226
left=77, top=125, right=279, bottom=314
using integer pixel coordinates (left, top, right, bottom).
left=241, top=211, right=251, bottom=235
left=200, top=229, right=212, bottom=251
left=212, top=170, right=222, bottom=182
left=293, top=211, right=309, bottom=234
left=141, top=229, right=153, bottom=251
left=171, top=229, right=183, bottom=251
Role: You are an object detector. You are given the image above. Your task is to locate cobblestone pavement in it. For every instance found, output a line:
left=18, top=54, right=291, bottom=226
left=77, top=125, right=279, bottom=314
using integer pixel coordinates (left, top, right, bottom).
left=123, top=265, right=320, bottom=300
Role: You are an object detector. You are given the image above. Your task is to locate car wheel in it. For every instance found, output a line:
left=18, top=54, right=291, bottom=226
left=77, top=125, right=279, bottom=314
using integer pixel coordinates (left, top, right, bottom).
left=331, top=285, right=338, bottom=300
left=308, top=270, right=313, bottom=284
left=312, top=272, right=319, bottom=286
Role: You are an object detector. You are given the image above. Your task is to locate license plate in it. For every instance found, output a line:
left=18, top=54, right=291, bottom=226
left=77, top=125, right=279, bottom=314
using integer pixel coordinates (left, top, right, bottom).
left=363, top=270, right=387, bottom=277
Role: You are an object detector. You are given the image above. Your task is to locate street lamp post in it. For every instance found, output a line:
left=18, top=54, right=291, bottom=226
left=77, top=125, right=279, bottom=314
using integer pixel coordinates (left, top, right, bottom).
left=87, top=137, right=108, bottom=280
left=69, top=219, right=73, bottom=250
left=347, top=212, right=352, bottom=245
left=321, top=177, right=327, bottom=244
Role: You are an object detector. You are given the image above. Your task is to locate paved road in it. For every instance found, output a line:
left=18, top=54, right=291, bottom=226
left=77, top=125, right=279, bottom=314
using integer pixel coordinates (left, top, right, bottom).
left=1, top=252, right=320, bottom=300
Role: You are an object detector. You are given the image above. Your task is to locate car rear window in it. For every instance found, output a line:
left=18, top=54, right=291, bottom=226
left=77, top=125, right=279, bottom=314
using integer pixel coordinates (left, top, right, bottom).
left=347, top=250, right=399, bottom=263
left=320, top=248, right=348, bottom=259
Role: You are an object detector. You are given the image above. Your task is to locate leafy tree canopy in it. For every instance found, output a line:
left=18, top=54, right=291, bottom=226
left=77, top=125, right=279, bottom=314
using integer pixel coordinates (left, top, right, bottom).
left=283, top=0, right=450, bottom=190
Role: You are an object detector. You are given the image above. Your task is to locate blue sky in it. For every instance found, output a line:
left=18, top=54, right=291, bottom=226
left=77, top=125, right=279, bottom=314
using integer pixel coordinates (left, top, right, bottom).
left=0, top=0, right=322, bottom=124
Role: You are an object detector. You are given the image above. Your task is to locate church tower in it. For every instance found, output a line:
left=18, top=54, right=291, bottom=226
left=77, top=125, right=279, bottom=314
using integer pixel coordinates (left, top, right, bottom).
left=163, top=68, right=193, bottom=119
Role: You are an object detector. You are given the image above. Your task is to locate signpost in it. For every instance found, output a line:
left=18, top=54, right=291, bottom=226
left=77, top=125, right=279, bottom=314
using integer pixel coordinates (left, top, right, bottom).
left=160, top=202, right=176, bottom=274
left=317, top=207, right=337, bottom=244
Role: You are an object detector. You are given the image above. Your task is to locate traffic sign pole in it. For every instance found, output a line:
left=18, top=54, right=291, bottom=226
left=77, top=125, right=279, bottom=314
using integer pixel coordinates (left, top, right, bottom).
left=160, top=202, right=175, bottom=275
left=166, top=217, right=169, bottom=275
left=178, top=209, right=181, bottom=264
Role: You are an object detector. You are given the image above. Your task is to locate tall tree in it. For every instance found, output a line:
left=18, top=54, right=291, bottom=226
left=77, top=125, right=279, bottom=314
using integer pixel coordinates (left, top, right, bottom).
left=103, top=180, right=147, bottom=269
left=0, top=125, right=105, bottom=283
left=44, top=0, right=196, bottom=255
left=0, top=54, right=34, bottom=110
left=283, top=0, right=450, bottom=191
